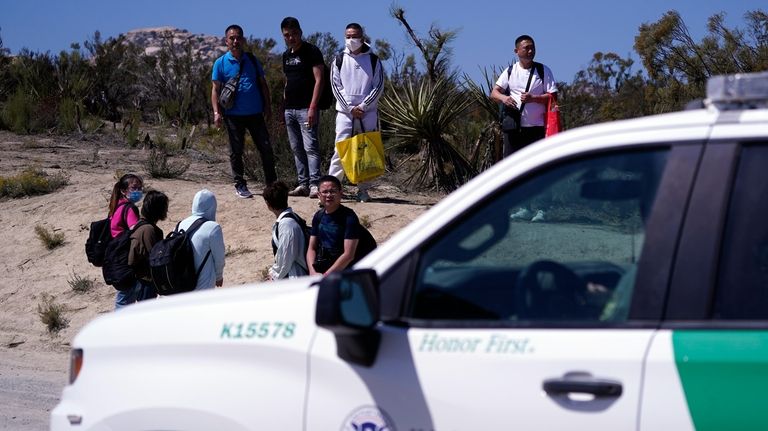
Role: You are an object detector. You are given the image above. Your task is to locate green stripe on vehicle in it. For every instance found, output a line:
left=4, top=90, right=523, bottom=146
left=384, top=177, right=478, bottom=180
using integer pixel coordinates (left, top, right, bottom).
left=673, top=330, right=768, bottom=431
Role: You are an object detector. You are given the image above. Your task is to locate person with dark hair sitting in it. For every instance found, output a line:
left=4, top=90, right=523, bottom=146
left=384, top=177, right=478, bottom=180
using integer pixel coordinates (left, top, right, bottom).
left=263, top=181, right=308, bottom=279
left=124, top=190, right=169, bottom=308
left=307, top=175, right=363, bottom=275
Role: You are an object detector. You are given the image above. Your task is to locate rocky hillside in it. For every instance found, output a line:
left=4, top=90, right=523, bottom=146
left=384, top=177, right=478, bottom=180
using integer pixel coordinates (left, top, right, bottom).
left=122, top=26, right=227, bottom=61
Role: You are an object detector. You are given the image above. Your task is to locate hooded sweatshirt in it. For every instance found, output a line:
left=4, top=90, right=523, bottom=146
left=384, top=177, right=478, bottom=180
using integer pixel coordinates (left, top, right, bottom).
left=177, top=189, right=226, bottom=290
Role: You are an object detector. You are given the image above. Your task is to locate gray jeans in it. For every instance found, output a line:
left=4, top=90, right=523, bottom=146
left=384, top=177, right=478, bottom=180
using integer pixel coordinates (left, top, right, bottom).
left=284, top=108, right=321, bottom=188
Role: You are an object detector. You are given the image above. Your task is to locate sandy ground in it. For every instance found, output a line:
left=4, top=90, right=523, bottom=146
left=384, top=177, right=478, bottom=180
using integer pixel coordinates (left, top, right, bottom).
left=0, top=130, right=439, bottom=430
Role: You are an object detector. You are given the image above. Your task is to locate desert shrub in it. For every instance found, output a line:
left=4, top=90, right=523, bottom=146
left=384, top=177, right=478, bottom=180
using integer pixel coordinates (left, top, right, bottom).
left=1, top=89, right=35, bottom=134
left=37, top=294, right=69, bottom=334
left=225, top=245, right=257, bottom=258
left=359, top=215, right=372, bottom=229
left=261, top=266, right=270, bottom=281
left=68, top=270, right=94, bottom=293
left=35, top=224, right=65, bottom=250
left=57, top=97, right=80, bottom=133
left=0, top=168, right=69, bottom=198
left=144, top=148, right=189, bottom=179
left=123, top=109, right=142, bottom=147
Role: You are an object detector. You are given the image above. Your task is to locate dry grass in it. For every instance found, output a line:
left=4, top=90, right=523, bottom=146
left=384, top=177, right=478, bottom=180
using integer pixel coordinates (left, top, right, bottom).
left=0, top=168, right=69, bottom=199
left=37, top=294, right=69, bottom=334
left=68, top=270, right=95, bottom=293
left=34, top=225, right=65, bottom=250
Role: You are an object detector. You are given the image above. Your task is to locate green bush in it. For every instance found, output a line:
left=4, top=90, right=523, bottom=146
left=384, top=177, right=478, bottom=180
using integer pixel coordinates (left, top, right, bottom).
left=0, top=168, right=69, bottom=198
left=57, top=97, right=80, bottom=133
left=2, top=89, right=35, bottom=134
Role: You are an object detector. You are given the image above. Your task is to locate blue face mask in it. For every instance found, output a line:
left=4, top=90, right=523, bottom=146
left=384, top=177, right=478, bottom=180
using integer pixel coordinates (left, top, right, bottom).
left=127, top=190, right=143, bottom=203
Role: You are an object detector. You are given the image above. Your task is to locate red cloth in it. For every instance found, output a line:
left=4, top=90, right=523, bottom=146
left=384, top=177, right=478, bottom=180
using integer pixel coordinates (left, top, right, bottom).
left=545, top=95, right=562, bottom=137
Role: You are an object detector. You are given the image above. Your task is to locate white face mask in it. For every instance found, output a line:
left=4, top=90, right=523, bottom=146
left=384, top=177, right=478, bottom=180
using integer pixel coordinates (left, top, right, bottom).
left=345, top=37, right=363, bottom=52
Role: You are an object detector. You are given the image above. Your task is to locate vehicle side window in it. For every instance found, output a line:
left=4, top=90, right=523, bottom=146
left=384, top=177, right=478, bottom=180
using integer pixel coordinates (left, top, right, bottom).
left=714, top=144, right=768, bottom=319
left=408, top=149, right=669, bottom=324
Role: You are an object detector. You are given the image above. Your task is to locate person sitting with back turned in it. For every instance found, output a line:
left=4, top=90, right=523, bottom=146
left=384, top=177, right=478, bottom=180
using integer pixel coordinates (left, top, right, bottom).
left=125, top=190, right=169, bottom=308
left=176, top=189, right=226, bottom=290
left=307, top=175, right=362, bottom=275
left=263, top=181, right=309, bottom=280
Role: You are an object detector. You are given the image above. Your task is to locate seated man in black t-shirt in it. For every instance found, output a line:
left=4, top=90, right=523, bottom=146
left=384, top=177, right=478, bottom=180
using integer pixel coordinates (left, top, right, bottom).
left=307, top=175, right=361, bottom=275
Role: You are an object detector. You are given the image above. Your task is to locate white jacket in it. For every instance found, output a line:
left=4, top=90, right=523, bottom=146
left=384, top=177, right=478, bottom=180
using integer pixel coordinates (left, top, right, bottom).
left=330, top=44, right=384, bottom=114
left=177, top=189, right=225, bottom=290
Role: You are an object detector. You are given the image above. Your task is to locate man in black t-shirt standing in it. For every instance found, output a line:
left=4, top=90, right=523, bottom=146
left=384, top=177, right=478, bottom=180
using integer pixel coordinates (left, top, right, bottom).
left=280, top=17, right=325, bottom=199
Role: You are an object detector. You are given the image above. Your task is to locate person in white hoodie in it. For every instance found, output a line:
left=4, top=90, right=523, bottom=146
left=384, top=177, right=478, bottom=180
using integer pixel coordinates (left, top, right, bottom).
left=328, top=22, right=385, bottom=202
left=177, top=189, right=226, bottom=289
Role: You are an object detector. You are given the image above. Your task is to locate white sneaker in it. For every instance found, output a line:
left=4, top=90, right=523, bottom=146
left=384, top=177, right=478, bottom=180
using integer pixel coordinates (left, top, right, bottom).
left=510, top=207, right=532, bottom=220
left=531, top=210, right=546, bottom=222
left=309, top=185, right=318, bottom=199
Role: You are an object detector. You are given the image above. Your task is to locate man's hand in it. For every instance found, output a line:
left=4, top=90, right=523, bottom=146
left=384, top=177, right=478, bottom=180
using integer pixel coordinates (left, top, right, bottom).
left=351, top=106, right=365, bottom=119
left=503, top=95, right=518, bottom=109
left=307, top=107, right=318, bottom=126
left=520, top=92, right=544, bottom=104
left=214, top=112, right=223, bottom=129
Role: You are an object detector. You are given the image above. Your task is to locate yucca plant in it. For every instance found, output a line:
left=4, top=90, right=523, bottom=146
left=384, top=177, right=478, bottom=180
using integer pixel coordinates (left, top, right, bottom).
left=462, top=66, right=505, bottom=172
left=380, top=76, right=477, bottom=192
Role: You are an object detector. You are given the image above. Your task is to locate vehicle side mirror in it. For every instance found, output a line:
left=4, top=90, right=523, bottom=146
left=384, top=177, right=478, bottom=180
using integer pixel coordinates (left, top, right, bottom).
left=315, top=269, right=381, bottom=366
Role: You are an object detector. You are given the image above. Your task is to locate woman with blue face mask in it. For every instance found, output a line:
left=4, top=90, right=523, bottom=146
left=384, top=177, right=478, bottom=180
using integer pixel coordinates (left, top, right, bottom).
left=106, top=173, right=145, bottom=309
left=108, top=173, right=143, bottom=239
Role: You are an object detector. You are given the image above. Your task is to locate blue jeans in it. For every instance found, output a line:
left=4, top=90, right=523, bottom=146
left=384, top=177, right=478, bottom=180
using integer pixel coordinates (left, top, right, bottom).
left=115, top=279, right=157, bottom=310
left=284, top=108, right=321, bottom=188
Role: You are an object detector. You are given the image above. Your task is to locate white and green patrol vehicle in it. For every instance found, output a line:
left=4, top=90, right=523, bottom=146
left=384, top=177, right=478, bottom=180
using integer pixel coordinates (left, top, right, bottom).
left=52, top=72, right=768, bottom=430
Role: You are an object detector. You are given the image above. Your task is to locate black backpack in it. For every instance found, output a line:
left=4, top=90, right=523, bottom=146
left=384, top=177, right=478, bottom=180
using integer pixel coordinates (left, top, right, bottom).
left=149, top=218, right=211, bottom=295
left=101, top=219, right=146, bottom=291
left=271, top=211, right=311, bottom=270
left=86, top=203, right=135, bottom=267
left=317, top=63, right=335, bottom=110
left=352, top=224, right=377, bottom=265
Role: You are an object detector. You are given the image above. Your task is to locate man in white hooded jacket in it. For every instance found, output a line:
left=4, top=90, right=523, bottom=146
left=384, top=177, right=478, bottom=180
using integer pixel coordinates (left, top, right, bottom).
left=177, top=189, right=226, bottom=289
left=329, top=22, right=385, bottom=202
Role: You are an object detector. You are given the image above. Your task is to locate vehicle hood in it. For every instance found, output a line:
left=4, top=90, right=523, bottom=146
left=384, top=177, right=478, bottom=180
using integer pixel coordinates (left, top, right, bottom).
left=73, top=277, right=321, bottom=349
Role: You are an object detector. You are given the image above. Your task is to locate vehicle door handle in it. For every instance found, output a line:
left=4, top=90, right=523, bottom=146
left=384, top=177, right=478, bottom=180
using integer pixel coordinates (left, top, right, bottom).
left=543, top=377, right=623, bottom=397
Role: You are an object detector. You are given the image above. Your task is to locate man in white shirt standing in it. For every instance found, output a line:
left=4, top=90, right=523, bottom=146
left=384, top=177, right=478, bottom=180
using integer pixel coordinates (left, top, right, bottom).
left=490, top=34, right=558, bottom=157
left=490, top=35, right=557, bottom=223
left=263, top=181, right=309, bottom=280
left=329, top=22, right=385, bottom=203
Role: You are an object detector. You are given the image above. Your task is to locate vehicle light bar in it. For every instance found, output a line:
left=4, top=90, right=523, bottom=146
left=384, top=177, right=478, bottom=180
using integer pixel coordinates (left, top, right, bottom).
left=706, top=71, right=768, bottom=110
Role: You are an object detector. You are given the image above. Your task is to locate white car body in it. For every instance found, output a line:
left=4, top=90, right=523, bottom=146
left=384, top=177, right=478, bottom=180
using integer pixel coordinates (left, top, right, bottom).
left=52, top=72, right=768, bottom=430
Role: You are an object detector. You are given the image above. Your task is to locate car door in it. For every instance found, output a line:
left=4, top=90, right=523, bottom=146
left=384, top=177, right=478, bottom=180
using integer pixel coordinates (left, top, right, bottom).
left=305, top=145, right=700, bottom=431
left=642, top=139, right=768, bottom=430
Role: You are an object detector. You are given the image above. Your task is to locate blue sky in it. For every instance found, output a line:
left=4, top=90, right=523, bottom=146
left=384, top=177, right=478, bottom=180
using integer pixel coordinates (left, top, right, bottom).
left=1, top=0, right=765, bottom=84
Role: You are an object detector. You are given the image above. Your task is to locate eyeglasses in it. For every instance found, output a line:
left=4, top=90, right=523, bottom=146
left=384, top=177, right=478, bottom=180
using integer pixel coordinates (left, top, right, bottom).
left=319, top=189, right=340, bottom=196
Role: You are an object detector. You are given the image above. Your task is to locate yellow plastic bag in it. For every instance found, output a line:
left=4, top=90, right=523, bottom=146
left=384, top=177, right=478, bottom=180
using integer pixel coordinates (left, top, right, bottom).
left=335, top=130, right=385, bottom=184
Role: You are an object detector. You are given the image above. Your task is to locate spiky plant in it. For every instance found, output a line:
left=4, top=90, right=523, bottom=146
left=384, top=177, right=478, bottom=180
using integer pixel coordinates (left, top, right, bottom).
left=462, top=66, right=505, bottom=172
left=380, top=76, right=476, bottom=192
